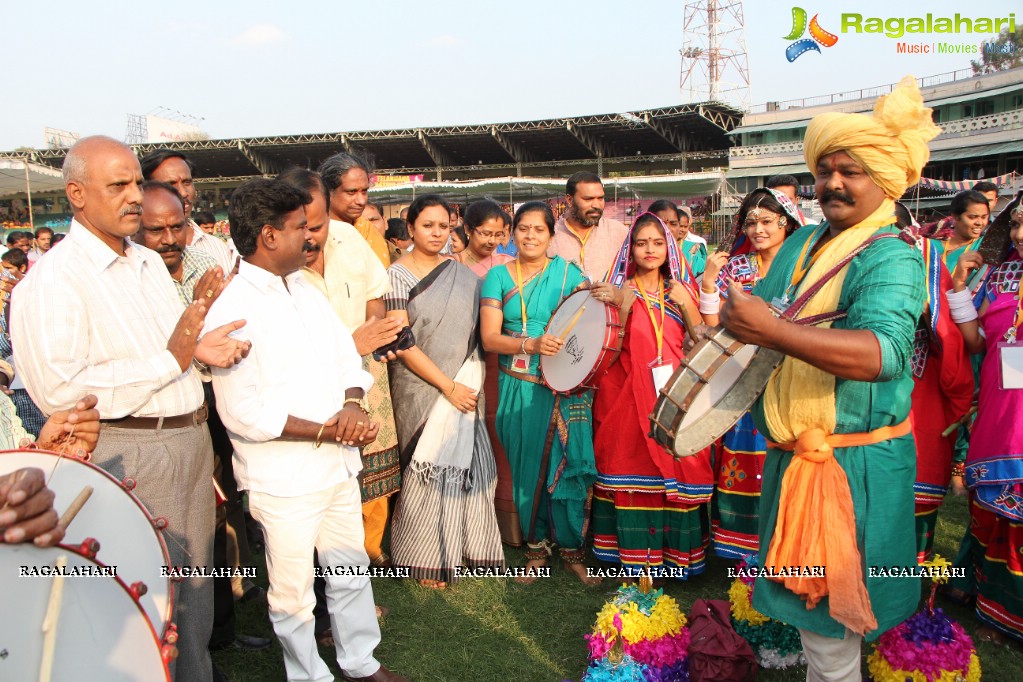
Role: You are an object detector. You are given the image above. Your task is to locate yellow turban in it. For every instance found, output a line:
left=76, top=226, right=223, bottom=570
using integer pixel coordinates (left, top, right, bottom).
left=803, top=76, right=940, bottom=199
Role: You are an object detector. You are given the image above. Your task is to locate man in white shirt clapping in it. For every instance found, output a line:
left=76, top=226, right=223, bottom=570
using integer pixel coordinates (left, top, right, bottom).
left=205, top=178, right=407, bottom=682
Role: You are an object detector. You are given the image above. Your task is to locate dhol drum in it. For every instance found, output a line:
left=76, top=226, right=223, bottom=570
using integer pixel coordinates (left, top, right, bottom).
left=0, top=450, right=174, bottom=638
left=649, top=231, right=908, bottom=458
left=540, top=289, right=624, bottom=393
left=0, top=543, right=170, bottom=681
left=649, top=327, right=783, bottom=457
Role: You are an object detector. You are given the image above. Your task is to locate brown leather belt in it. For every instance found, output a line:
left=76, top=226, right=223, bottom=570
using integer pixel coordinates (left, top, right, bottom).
left=102, top=403, right=209, bottom=430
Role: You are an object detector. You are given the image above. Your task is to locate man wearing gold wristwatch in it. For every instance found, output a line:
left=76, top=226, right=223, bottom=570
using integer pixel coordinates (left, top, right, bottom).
left=205, top=178, right=408, bottom=682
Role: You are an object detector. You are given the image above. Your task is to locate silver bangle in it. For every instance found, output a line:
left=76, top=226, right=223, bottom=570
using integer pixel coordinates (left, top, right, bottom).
left=520, top=337, right=530, bottom=355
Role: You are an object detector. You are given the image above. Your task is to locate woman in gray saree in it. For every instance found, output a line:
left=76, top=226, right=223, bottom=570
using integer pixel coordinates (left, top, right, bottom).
left=385, top=194, right=504, bottom=588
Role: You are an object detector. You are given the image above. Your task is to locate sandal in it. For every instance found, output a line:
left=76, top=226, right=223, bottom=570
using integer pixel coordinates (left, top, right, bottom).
left=976, top=625, right=1007, bottom=646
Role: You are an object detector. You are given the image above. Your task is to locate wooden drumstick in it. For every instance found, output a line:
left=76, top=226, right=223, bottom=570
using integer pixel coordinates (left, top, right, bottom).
left=941, top=405, right=978, bottom=438
left=558, top=305, right=586, bottom=339
left=58, top=486, right=93, bottom=531
left=39, top=555, right=68, bottom=682
left=678, top=304, right=698, bottom=340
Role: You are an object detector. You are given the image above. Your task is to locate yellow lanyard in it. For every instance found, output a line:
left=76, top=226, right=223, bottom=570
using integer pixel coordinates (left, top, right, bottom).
left=515, top=258, right=549, bottom=333
left=633, top=277, right=666, bottom=362
left=566, top=223, right=595, bottom=269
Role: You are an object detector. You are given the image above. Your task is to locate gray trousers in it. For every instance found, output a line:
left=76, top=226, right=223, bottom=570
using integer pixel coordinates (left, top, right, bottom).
left=92, top=422, right=215, bottom=682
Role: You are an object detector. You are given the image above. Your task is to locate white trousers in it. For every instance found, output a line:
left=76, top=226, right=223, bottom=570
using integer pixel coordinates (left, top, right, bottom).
left=250, top=480, right=381, bottom=682
left=798, top=628, right=862, bottom=682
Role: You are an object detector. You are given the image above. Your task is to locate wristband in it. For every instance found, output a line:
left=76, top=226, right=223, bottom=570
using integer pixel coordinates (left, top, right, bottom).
left=699, top=289, right=721, bottom=315
left=945, top=288, right=977, bottom=324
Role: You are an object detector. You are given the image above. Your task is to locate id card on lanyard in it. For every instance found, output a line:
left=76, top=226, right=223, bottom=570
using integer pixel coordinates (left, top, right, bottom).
left=634, top=277, right=675, bottom=396
left=511, top=259, right=548, bottom=373
left=1000, top=289, right=1023, bottom=389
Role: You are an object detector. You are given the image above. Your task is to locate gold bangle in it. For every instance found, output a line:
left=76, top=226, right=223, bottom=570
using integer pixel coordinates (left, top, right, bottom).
left=314, top=421, right=329, bottom=449
left=446, top=380, right=456, bottom=396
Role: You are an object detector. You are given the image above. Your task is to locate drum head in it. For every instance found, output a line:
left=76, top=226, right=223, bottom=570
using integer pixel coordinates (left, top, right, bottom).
left=541, top=290, right=609, bottom=393
left=678, top=344, right=758, bottom=430
left=0, top=451, right=173, bottom=636
left=0, top=544, right=169, bottom=681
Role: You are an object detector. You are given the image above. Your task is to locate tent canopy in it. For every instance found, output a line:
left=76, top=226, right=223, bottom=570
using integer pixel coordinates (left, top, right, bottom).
left=367, top=172, right=724, bottom=203
left=0, top=158, right=64, bottom=198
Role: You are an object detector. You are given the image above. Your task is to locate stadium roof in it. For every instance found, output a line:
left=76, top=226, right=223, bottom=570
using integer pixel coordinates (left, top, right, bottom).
left=1, top=102, right=740, bottom=185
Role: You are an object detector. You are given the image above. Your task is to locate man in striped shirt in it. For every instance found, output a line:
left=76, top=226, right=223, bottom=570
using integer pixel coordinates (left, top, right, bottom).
left=141, top=149, right=235, bottom=273
left=11, top=135, right=251, bottom=682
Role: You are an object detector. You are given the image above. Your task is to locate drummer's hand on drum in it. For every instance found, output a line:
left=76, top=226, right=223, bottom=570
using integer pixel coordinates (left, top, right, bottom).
left=720, top=282, right=777, bottom=345
left=444, top=381, right=479, bottom=414
left=0, top=467, right=64, bottom=546
left=37, top=394, right=102, bottom=454
left=589, top=282, right=625, bottom=307
left=529, top=334, right=564, bottom=356
left=683, top=324, right=715, bottom=352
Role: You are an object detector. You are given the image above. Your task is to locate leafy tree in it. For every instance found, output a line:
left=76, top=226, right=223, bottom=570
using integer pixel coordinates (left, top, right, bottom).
left=970, top=26, right=1023, bottom=74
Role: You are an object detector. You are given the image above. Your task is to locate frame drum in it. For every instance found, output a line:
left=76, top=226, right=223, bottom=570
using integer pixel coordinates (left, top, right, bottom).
left=0, top=450, right=174, bottom=637
left=649, top=327, right=783, bottom=457
left=0, top=543, right=169, bottom=681
left=540, top=290, right=624, bottom=393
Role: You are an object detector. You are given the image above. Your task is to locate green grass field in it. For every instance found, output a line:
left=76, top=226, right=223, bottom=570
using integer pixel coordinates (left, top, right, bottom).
left=214, top=492, right=1022, bottom=681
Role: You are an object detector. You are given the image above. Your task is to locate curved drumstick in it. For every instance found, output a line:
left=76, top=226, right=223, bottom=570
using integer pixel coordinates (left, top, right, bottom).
left=39, top=555, right=68, bottom=682
left=58, top=486, right=93, bottom=531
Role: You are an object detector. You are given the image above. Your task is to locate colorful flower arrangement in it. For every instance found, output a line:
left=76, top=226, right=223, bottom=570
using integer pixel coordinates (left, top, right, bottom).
left=867, top=555, right=981, bottom=682
left=583, top=579, right=689, bottom=682
left=727, top=554, right=804, bottom=669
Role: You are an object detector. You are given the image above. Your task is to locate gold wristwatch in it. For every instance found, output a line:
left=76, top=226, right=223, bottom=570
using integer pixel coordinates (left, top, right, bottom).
left=343, top=397, right=369, bottom=413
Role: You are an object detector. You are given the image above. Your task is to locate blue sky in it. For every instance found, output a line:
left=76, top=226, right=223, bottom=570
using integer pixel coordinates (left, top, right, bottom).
left=1, top=0, right=1012, bottom=150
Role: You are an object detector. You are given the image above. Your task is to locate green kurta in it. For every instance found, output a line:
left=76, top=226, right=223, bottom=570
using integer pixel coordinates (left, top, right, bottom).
left=680, top=239, right=708, bottom=278
left=749, top=222, right=925, bottom=641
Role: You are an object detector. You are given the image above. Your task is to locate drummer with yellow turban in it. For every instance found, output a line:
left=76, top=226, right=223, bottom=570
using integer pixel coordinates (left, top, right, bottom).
left=719, top=76, right=938, bottom=681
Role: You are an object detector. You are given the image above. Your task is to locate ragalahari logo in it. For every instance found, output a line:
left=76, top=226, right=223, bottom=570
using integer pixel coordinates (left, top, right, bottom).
left=784, top=7, right=839, bottom=61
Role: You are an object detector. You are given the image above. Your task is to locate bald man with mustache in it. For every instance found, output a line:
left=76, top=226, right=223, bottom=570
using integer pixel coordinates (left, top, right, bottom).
left=10, top=135, right=251, bottom=682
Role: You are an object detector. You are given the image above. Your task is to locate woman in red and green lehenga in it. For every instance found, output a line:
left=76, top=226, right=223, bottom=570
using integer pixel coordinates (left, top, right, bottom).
left=946, top=196, right=1023, bottom=645
left=700, top=188, right=804, bottom=560
left=898, top=202, right=974, bottom=563
left=591, top=212, right=713, bottom=579
left=926, top=191, right=992, bottom=513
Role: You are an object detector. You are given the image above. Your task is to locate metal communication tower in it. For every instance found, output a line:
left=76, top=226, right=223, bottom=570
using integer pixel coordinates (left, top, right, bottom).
left=679, top=0, right=750, bottom=109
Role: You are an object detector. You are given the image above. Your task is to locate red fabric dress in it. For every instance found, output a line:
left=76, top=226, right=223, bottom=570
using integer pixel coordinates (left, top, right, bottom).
left=910, top=245, right=974, bottom=562
left=591, top=285, right=714, bottom=578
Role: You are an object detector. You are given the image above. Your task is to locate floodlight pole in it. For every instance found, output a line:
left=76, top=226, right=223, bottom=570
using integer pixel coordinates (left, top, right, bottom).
left=24, top=161, right=34, bottom=230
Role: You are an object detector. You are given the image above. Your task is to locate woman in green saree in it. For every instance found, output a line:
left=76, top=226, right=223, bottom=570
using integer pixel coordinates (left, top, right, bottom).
left=481, top=201, right=624, bottom=584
